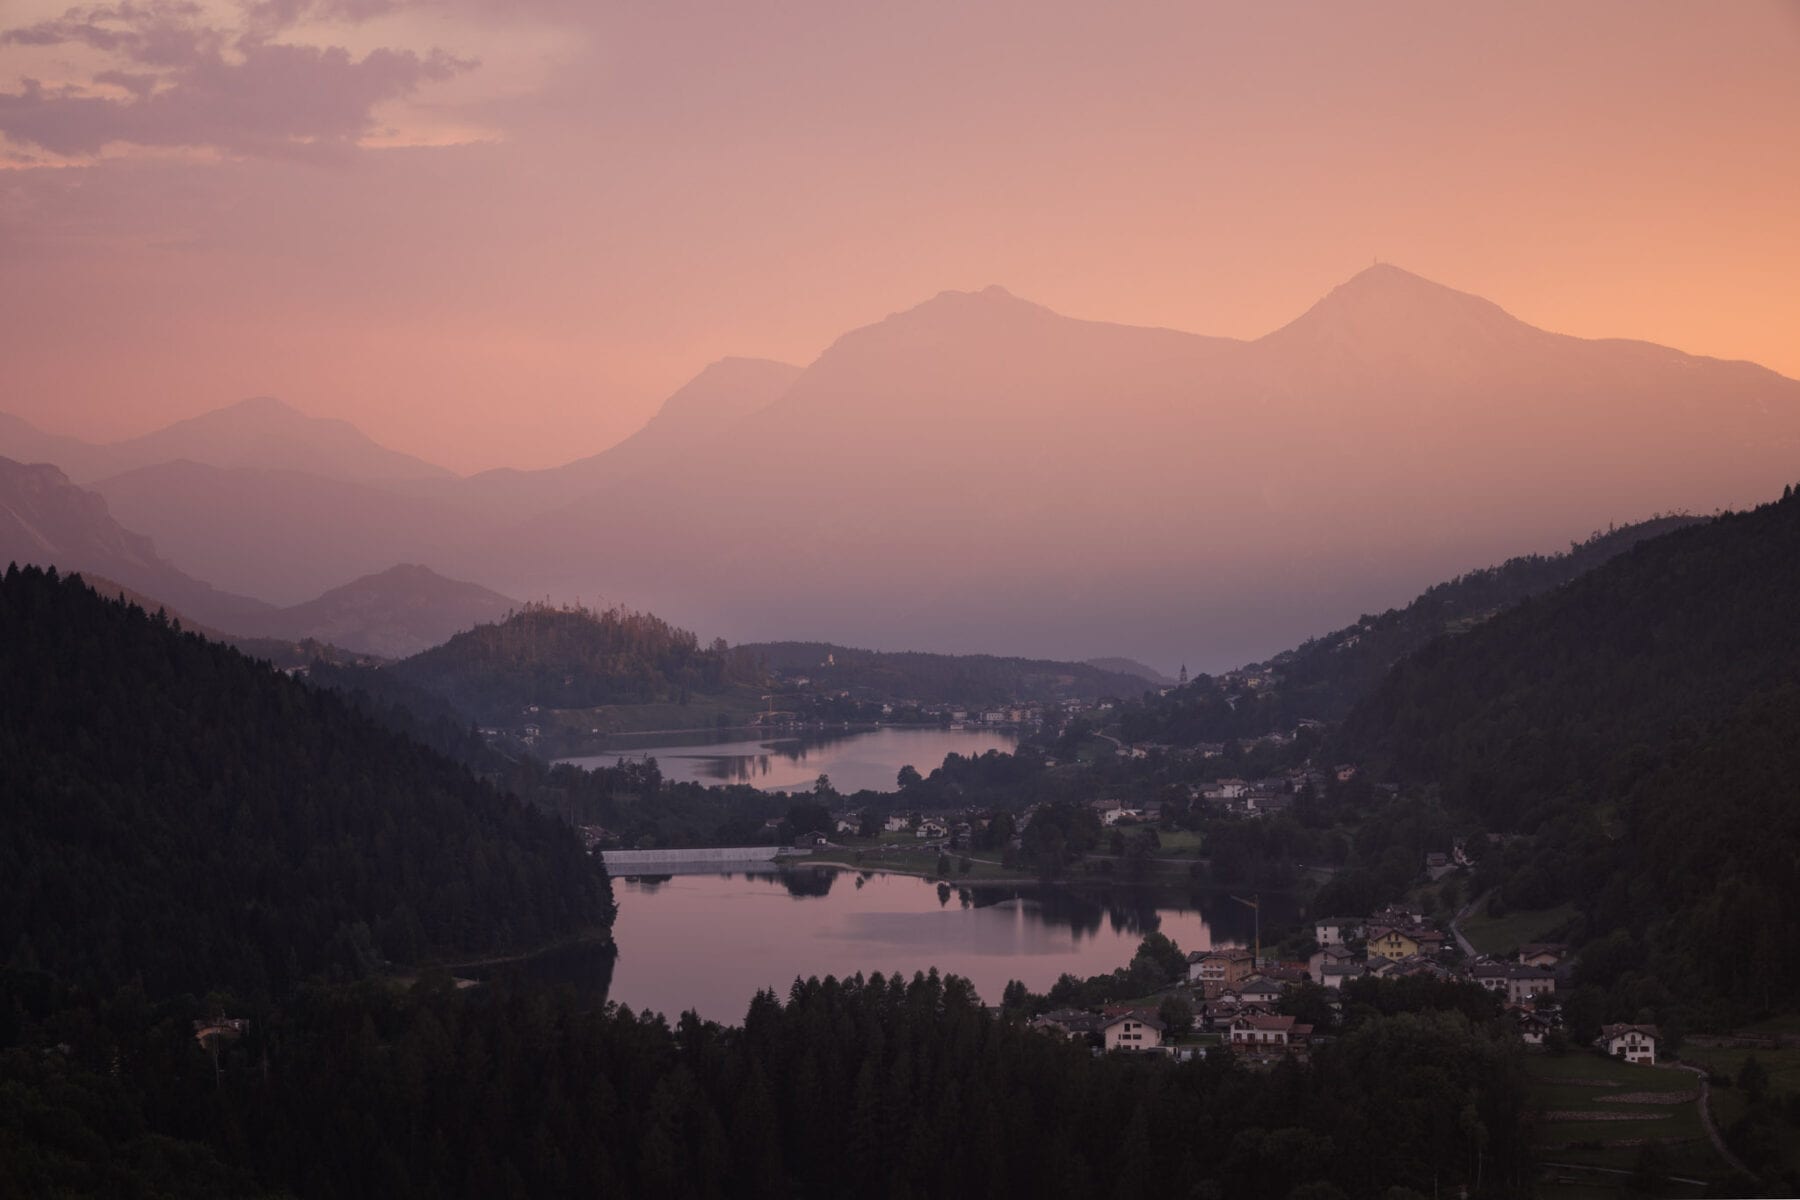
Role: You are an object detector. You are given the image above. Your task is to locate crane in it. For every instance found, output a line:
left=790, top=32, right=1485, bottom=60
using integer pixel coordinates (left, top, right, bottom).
left=1229, top=893, right=1261, bottom=966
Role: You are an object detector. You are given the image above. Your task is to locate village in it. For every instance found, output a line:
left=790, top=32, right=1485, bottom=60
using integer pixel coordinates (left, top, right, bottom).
left=1023, top=901, right=1660, bottom=1069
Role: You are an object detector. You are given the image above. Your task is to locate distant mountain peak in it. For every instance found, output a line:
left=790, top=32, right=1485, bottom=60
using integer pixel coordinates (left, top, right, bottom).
left=223, top=394, right=302, bottom=415
left=1259, top=262, right=1536, bottom=364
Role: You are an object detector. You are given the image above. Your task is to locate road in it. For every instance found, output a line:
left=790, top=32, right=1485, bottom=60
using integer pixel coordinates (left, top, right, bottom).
left=1662, top=1059, right=1756, bottom=1181
left=1448, top=890, right=1484, bottom=957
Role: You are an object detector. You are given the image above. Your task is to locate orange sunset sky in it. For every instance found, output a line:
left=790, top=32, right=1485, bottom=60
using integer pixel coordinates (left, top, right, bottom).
left=3, top=0, right=1798, bottom=474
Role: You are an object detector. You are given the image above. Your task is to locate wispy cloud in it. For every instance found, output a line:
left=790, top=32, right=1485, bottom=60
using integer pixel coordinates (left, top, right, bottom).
left=0, top=1, right=475, bottom=160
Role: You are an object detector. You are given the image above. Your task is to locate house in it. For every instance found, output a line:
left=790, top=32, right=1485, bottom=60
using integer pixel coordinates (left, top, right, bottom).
left=1229, top=976, right=1286, bottom=1006
left=1412, top=929, right=1448, bottom=956
left=1309, top=944, right=1357, bottom=981
left=834, top=817, right=862, bottom=836
left=1517, top=943, right=1569, bottom=969
left=1317, top=958, right=1365, bottom=991
left=1190, top=948, right=1256, bottom=996
left=884, top=814, right=912, bottom=834
left=1470, top=961, right=1511, bottom=993
left=1260, top=962, right=1310, bottom=987
left=1424, top=851, right=1454, bottom=880
left=1365, top=925, right=1422, bottom=961
left=793, top=831, right=829, bottom=849
left=1090, top=799, right=1143, bottom=827
left=1227, top=1014, right=1313, bottom=1053
left=1598, top=1024, right=1659, bottom=1065
left=1505, top=965, right=1556, bottom=1004
left=1314, top=918, right=1361, bottom=948
left=1031, top=1010, right=1104, bottom=1040
left=1100, top=1011, right=1167, bottom=1051
left=1515, top=1009, right=1558, bottom=1046
left=915, top=819, right=948, bottom=839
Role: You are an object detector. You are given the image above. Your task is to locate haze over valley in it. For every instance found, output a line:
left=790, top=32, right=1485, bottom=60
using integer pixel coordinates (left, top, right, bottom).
left=7, top=265, right=1796, bottom=671
left=6, top=3, right=1799, bottom=1195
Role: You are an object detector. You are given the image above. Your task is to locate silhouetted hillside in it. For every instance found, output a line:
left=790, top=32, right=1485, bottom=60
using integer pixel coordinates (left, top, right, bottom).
left=1338, top=485, right=1800, bottom=1011
left=392, top=602, right=762, bottom=722
left=1118, top=514, right=1700, bottom=745
left=0, top=565, right=613, bottom=1001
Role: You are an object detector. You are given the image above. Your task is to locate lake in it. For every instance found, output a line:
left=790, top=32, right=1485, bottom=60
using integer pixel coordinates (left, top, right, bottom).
left=557, top=725, right=1018, bottom=794
left=500, top=870, right=1297, bottom=1022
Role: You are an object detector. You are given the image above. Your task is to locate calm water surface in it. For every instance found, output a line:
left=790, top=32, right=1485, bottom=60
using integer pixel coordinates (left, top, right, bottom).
left=558, top=726, right=1018, bottom=794
left=534, top=870, right=1296, bottom=1021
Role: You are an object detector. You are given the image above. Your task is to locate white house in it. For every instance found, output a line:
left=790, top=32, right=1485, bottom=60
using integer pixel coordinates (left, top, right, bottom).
left=884, top=814, right=912, bottom=834
left=1100, top=1011, right=1166, bottom=1052
left=1227, top=1014, right=1312, bottom=1052
left=1598, top=1024, right=1658, bottom=1065
left=1313, top=918, right=1360, bottom=948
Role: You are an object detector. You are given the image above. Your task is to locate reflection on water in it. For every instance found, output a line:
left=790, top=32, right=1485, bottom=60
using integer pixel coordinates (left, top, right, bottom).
left=558, top=726, right=1019, bottom=793
left=516, top=869, right=1296, bottom=1021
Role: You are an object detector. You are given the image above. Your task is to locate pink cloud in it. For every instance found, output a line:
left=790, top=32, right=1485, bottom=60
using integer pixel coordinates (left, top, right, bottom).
left=0, top=1, right=474, bottom=158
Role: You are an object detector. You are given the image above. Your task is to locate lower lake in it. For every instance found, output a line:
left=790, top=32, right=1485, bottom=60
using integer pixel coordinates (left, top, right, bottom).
left=496, top=870, right=1298, bottom=1022
left=557, top=725, right=1019, bottom=794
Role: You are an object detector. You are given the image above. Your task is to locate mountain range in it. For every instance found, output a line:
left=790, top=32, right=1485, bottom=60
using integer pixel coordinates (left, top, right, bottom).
left=0, top=457, right=515, bottom=657
left=6, top=264, right=1798, bottom=668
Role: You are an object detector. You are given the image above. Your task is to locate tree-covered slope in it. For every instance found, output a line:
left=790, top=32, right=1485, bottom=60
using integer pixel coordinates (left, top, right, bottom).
left=1337, top=486, right=1800, bottom=1011
left=743, top=641, right=1147, bottom=705
left=1118, top=514, right=1699, bottom=745
left=0, top=565, right=613, bottom=1000
left=391, top=602, right=761, bottom=723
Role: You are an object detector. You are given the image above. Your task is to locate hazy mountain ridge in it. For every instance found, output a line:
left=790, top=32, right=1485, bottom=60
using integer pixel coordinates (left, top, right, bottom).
left=9, top=266, right=1799, bottom=668
left=0, top=455, right=274, bottom=629
left=232, top=563, right=519, bottom=659
left=0, top=396, right=452, bottom=485
left=497, top=266, right=1800, bottom=665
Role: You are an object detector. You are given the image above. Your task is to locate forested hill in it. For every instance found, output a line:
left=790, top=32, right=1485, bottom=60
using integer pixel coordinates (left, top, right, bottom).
left=392, top=602, right=763, bottom=722
left=0, top=565, right=613, bottom=1002
left=1117, top=514, right=1698, bottom=745
left=1338, top=486, right=1800, bottom=1011
left=742, top=641, right=1149, bottom=704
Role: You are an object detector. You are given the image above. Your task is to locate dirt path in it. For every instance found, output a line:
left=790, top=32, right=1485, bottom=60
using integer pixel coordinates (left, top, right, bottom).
left=1663, top=1060, right=1756, bottom=1180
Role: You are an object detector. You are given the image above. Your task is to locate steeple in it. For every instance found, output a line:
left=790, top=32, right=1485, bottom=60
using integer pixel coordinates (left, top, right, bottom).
left=1179, top=663, right=1189, bottom=685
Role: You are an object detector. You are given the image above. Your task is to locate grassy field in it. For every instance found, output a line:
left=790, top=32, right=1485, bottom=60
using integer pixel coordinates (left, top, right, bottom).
left=1675, top=1033, right=1800, bottom=1177
left=1460, top=901, right=1578, bottom=957
left=1151, top=830, right=1204, bottom=856
left=1525, top=1050, right=1725, bottom=1198
left=546, top=684, right=773, bottom=740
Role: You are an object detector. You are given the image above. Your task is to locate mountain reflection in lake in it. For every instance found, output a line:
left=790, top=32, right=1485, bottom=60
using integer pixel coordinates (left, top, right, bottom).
left=568, top=869, right=1294, bottom=1022
left=558, top=726, right=1019, bottom=794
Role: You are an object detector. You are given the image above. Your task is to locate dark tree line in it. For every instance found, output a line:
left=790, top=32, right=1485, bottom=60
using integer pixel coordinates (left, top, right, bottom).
left=1118, top=515, right=1696, bottom=747
left=2, top=969, right=1535, bottom=1199
left=1337, top=487, right=1800, bottom=1018
left=0, top=565, right=614, bottom=1002
left=743, top=640, right=1148, bottom=705
left=393, top=602, right=762, bottom=722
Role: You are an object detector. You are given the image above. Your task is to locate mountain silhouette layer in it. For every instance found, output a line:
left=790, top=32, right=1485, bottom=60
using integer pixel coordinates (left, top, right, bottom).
left=7, top=266, right=1798, bottom=668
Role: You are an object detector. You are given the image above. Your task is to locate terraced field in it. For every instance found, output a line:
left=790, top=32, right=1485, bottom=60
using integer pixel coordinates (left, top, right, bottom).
left=1527, top=1052, right=1726, bottom=1198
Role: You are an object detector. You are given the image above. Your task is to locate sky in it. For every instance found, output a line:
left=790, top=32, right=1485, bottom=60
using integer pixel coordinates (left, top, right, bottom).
left=3, top=1, right=1798, bottom=474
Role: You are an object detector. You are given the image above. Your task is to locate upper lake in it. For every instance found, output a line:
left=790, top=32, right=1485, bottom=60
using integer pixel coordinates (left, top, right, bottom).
left=557, top=725, right=1018, bottom=793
